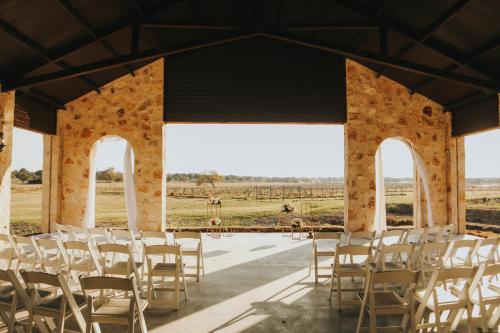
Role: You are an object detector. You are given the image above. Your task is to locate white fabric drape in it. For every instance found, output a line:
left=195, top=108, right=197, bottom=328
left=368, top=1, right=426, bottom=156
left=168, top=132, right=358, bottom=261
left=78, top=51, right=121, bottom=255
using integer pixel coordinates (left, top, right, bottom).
left=123, top=142, right=138, bottom=233
left=408, top=146, right=434, bottom=227
left=374, top=146, right=387, bottom=234
left=82, top=136, right=138, bottom=231
left=82, top=140, right=100, bottom=228
left=374, top=139, right=434, bottom=232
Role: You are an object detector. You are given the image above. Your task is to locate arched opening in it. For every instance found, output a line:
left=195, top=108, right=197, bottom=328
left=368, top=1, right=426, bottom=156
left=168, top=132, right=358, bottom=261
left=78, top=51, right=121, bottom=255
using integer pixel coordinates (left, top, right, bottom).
left=11, top=127, right=43, bottom=235
left=375, top=137, right=433, bottom=233
left=84, top=136, right=137, bottom=231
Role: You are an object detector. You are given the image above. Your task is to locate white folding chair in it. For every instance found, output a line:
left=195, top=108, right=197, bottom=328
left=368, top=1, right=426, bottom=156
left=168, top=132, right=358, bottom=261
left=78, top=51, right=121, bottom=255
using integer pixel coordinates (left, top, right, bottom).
left=14, top=236, right=40, bottom=271
left=415, top=267, right=477, bottom=333
left=401, top=228, right=426, bottom=246
left=21, top=270, right=88, bottom=333
left=344, top=231, right=374, bottom=265
left=174, top=231, right=204, bottom=282
left=144, top=244, right=188, bottom=310
left=80, top=276, right=147, bottom=333
left=36, top=238, right=69, bottom=274
left=109, top=229, right=142, bottom=262
left=424, top=225, right=443, bottom=243
left=64, top=241, right=102, bottom=290
left=418, top=242, right=447, bottom=284
left=329, top=245, right=372, bottom=310
left=97, top=243, right=144, bottom=297
left=53, top=223, right=70, bottom=241
left=69, top=225, right=90, bottom=242
left=356, top=270, right=420, bottom=333
left=0, top=234, right=18, bottom=271
left=374, top=229, right=405, bottom=252
left=374, top=244, right=416, bottom=272
left=311, top=232, right=342, bottom=283
left=468, top=263, right=500, bottom=331
left=472, top=237, right=499, bottom=265
left=0, top=269, right=49, bottom=333
left=88, top=227, right=111, bottom=246
left=443, top=239, right=478, bottom=268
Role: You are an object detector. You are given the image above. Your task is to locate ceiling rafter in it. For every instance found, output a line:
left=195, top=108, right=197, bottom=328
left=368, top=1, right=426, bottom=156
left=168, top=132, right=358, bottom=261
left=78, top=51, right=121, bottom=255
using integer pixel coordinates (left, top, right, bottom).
left=351, top=0, right=390, bottom=48
left=0, top=18, right=100, bottom=93
left=3, top=33, right=260, bottom=91
left=3, top=32, right=498, bottom=92
left=376, top=0, right=472, bottom=77
left=141, top=22, right=239, bottom=30
left=9, top=0, right=183, bottom=81
left=410, top=33, right=500, bottom=94
left=331, top=0, right=496, bottom=83
left=56, top=0, right=136, bottom=75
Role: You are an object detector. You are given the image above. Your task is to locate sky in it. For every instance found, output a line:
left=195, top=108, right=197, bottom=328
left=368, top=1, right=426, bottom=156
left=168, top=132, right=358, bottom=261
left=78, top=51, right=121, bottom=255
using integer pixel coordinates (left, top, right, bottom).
left=11, top=125, right=500, bottom=178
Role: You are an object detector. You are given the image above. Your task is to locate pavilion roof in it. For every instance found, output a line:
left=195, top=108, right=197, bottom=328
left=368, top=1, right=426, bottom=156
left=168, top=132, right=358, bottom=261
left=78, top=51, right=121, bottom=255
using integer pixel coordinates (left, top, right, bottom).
left=0, top=0, right=498, bottom=135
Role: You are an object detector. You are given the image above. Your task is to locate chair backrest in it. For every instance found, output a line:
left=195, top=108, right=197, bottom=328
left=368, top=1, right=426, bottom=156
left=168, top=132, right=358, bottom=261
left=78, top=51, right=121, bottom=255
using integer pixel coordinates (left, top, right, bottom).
left=14, top=236, right=40, bottom=260
left=109, top=229, right=134, bottom=242
left=425, top=225, right=443, bottom=242
left=419, top=241, right=447, bottom=269
left=469, top=263, right=500, bottom=299
left=346, top=231, right=375, bottom=246
left=0, top=233, right=18, bottom=267
left=473, top=237, right=499, bottom=265
left=98, top=243, right=130, bottom=255
left=36, top=238, right=68, bottom=271
left=0, top=269, right=30, bottom=305
left=440, top=224, right=456, bottom=241
left=80, top=276, right=136, bottom=292
left=64, top=241, right=102, bottom=276
left=376, top=244, right=415, bottom=270
left=54, top=223, right=70, bottom=240
left=144, top=244, right=182, bottom=271
left=378, top=229, right=405, bottom=246
left=174, top=231, right=201, bottom=240
left=402, top=228, right=426, bottom=245
left=336, top=244, right=372, bottom=257
left=88, top=227, right=110, bottom=244
left=444, top=239, right=478, bottom=267
left=141, top=231, right=168, bottom=245
left=313, top=232, right=341, bottom=241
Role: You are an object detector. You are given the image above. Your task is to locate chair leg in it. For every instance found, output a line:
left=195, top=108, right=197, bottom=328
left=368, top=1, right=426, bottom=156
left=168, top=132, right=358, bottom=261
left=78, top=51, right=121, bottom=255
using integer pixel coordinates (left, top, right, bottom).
left=337, top=276, right=341, bottom=311
left=314, top=253, right=319, bottom=284
left=196, top=254, right=200, bottom=282
left=369, top=310, right=376, bottom=333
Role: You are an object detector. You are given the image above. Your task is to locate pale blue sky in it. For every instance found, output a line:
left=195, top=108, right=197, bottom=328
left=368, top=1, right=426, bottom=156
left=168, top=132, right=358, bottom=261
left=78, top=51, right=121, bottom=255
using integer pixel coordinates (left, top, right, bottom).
left=11, top=125, right=500, bottom=178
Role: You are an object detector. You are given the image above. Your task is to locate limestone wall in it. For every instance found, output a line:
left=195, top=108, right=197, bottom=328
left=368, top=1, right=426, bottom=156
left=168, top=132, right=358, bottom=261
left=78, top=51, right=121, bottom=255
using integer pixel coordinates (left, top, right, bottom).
left=56, top=59, right=165, bottom=231
left=0, top=91, right=14, bottom=233
left=344, top=60, right=461, bottom=231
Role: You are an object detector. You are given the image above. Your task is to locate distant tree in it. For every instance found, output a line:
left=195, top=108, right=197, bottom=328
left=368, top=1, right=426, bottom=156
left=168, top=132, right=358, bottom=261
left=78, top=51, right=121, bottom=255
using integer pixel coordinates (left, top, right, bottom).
left=96, top=167, right=123, bottom=182
left=14, top=168, right=34, bottom=183
left=196, top=170, right=224, bottom=188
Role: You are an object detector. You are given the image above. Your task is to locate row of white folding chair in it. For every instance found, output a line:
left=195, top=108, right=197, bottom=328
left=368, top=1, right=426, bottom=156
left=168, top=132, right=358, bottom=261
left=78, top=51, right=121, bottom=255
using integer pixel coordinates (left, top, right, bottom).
left=0, top=267, right=147, bottom=333
left=415, top=263, right=500, bottom=332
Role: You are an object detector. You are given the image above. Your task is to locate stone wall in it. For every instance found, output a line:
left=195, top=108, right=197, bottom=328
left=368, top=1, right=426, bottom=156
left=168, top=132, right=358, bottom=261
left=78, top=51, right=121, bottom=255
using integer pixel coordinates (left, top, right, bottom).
left=344, top=60, right=462, bottom=232
left=0, top=91, right=14, bottom=233
left=55, top=59, right=165, bottom=231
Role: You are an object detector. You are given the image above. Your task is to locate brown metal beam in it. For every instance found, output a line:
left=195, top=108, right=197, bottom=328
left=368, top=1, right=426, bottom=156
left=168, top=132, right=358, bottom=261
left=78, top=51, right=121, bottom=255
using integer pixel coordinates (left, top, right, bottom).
left=376, top=0, right=472, bottom=77
left=141, top=22, right=239, bottom=30
left=285, top=23, right=378, bottom=31
left=3, top=34, right=260, bottom=91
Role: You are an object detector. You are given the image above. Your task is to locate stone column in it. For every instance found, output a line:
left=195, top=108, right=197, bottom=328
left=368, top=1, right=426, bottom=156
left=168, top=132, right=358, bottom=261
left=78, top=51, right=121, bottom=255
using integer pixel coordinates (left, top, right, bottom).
left=447, top=135, right=466, bottom=233
left=41, top=134, right=61, bottom=233
left=0, top=91, right=14, bottom=233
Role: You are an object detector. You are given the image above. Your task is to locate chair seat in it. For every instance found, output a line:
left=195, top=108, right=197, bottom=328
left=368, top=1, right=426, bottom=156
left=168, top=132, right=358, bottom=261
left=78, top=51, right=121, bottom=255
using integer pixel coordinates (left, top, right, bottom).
left=38, top=293, right=87, bottom=312
left=108, top=261, right=143, bottom=272
left=336, top=263, right=365, bottom=274
left=416, top=287, right=463, bottom=310
left=471, top=287, right=500, bottom=304
left=152, top=263, right=179, bottom=272
left=94, top=298, right=148, bottom=316
left=361, top=291, right=408, bottom=308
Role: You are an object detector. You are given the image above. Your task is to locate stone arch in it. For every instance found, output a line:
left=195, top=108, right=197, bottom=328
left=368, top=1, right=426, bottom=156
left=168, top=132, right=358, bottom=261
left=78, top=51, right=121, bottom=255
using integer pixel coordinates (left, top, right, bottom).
left=374, top=136, right=433, bottom=232
left=83, top=135, right=137, bottom=231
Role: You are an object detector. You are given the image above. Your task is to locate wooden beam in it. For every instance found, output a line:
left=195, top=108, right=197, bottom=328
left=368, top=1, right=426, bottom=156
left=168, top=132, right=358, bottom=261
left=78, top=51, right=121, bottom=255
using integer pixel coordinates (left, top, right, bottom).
left=0, top=18, right=100, bottom=92
left=285, top=23, right=378, bottom=31
left=2, top=34, right=260, bottom=91
left=263, top=32, right=499, bottom=91
left=9, top=0, right=183, bottom=80
left=331, top=0, right=495, bottom=82
left=376, top=0, right=472, bottom=76
left=410, top=34, right=500, bottom=94
left=141, top=22, right=239, bottom=30
left=56, top=0, right=136, bottom=74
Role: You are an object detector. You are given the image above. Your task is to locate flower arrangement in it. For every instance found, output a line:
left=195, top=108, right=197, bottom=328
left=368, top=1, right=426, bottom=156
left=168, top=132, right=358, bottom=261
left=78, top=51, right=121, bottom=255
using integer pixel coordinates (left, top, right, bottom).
left=209, top=217, right=222, bottom=226
left=291, top=218, right=303, bottom=228
left=281, top=203, right=294, bottom=213
left=208, top=197, right=222, bottom=205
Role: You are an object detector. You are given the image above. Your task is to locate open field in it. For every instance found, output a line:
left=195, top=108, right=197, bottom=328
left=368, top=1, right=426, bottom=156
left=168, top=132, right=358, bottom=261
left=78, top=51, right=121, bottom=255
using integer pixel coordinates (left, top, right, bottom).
left=9, top=182, right=500, bottom=235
